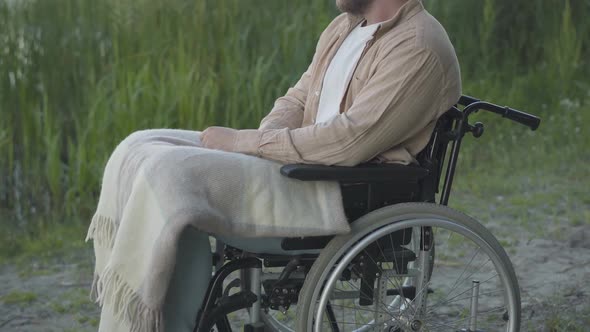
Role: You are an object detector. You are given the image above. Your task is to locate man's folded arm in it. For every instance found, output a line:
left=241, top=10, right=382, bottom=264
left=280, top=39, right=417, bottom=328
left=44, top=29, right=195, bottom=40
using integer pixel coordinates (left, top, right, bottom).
left=238, top=48, right=446, bottom=166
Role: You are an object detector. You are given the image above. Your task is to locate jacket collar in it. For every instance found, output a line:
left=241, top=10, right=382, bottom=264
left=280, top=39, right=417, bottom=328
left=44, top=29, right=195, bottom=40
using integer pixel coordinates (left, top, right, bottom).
left=345, top=0, right=424, bottom=38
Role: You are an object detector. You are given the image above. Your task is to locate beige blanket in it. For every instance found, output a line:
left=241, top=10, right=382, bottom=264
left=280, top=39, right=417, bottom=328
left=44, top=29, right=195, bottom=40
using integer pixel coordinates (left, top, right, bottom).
left=85, top=129, right=349, bottom=332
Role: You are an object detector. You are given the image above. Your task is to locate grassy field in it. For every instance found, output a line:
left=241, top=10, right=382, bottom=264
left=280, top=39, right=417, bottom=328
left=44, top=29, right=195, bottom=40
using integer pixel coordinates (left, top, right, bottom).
left=0, top=0, right=588, bottom=260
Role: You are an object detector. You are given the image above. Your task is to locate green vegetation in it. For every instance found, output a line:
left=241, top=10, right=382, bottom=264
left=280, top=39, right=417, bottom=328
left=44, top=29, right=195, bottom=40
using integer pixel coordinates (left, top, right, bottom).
left=49, top=288, right=97, bottom=323
left=525, top=290, right=590, bottom=331
left=1, top=290, right=38, bottom=305
left=0, top=0, right=589, bottom=259
left=0, top=216, right=89, bottom=264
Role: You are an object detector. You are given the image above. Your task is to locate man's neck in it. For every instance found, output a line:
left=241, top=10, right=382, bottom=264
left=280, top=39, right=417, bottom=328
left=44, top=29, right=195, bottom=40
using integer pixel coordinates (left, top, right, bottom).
left=364, top=0, right=409, bottom=25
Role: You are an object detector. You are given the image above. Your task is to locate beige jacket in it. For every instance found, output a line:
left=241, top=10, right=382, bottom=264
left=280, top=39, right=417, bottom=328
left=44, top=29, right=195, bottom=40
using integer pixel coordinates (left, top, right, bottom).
left=234, top=0, right=461, bottom=166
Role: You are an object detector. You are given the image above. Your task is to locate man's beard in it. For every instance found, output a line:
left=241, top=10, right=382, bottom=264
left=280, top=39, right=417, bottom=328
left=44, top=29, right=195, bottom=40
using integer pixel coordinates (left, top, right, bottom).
left=336, top=0, right=375, bottom=16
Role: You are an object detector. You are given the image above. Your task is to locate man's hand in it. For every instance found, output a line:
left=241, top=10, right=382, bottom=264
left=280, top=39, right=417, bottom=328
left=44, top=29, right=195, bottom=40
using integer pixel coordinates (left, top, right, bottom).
left=201, top=126, right=239, bottom=152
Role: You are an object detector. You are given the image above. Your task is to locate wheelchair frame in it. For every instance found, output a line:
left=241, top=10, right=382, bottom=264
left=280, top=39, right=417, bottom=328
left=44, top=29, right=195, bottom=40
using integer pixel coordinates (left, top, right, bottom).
left=193, top=95, right=541, bottom=331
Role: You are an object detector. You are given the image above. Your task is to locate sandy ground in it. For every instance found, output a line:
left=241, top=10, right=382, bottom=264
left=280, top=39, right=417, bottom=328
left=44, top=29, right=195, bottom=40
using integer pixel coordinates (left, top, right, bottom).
left=1, top=224, right=589, bottom=331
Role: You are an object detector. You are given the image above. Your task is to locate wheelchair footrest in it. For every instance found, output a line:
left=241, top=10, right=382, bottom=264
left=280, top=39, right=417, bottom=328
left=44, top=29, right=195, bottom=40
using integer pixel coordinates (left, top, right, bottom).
left=210, top=291, right=258, bottom=319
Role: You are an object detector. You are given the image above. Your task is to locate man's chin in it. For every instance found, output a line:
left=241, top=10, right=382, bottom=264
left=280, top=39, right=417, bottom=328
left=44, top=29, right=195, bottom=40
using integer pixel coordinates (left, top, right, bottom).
left=336, top=0, right=374, bottom=15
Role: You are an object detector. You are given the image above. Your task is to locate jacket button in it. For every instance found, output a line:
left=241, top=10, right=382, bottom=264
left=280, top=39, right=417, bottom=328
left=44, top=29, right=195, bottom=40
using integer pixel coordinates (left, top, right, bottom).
left=315, top=91, right=320, bottom=96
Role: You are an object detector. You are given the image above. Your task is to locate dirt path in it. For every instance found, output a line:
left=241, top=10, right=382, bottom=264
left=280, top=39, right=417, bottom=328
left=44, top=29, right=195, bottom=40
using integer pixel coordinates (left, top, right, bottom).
left=1, top=225, right=589, bottom=331
left=513, top=226, right=590, bottom=330
left=0, top=249, right=99, bottom=332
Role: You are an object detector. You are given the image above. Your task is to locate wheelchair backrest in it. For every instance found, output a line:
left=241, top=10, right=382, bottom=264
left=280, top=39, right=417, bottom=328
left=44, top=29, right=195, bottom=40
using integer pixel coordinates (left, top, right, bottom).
left=415, top=106, right=463, bottom=203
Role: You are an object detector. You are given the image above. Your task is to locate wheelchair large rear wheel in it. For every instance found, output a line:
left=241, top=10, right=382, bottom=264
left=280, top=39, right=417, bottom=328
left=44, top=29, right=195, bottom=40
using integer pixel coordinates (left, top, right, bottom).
left=295, top=203, right=521, bottom=332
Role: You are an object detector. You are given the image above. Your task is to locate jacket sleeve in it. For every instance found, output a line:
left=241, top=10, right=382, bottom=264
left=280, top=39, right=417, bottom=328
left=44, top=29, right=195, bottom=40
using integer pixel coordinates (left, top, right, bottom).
left=237, top=47, right=446, bottom=166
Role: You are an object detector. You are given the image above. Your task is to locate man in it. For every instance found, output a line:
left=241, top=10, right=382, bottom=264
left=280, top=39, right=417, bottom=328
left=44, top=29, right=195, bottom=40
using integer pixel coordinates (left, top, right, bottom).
left=202, top=0, right=461, bottom=167
left=94, top=1, right=461, bottom=331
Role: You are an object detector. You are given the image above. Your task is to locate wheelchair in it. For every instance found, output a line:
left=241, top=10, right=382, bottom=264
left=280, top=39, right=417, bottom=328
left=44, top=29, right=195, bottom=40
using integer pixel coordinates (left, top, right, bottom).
left=194, top=95, right=541, bottom=332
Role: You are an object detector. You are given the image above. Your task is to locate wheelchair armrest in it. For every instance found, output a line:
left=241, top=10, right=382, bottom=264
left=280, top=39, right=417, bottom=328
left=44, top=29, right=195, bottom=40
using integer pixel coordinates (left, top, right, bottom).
left=280, top=163, right=429, bottom=183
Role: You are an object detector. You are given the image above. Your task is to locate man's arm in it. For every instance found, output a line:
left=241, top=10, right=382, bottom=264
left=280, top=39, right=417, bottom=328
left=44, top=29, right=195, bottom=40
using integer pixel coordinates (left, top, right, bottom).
left=233, top=47, right=447, bottom=166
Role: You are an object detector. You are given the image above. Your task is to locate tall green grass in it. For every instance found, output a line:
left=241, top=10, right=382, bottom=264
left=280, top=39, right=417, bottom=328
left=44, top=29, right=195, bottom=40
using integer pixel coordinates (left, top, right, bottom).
left=0, top=0, right=588, bottom=252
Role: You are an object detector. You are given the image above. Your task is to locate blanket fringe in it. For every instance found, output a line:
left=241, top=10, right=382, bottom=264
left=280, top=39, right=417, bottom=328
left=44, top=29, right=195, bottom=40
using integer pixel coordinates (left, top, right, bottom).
left=95, top=266, right=163, bottom=332
left=86, top=214, right=117, bottom=249
left=90, top=273, right=99, bottom=301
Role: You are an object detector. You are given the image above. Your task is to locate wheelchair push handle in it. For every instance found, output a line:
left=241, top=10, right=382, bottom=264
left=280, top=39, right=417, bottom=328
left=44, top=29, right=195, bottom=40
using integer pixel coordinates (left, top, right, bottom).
left=459, top=95, right=541, bottom=131
left=502, top=106, right=541, bottom=131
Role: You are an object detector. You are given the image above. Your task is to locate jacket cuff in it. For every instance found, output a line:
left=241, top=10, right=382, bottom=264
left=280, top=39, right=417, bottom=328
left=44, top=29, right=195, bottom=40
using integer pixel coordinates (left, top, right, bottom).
left=234, top=129, right=263, bottom=156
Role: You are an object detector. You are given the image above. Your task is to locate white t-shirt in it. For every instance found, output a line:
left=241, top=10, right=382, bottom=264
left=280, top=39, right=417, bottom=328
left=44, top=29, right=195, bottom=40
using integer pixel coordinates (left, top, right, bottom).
left=315, top=20, right=382, bottom=124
